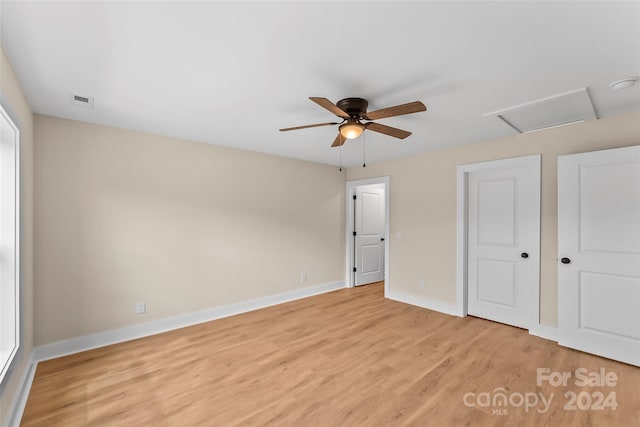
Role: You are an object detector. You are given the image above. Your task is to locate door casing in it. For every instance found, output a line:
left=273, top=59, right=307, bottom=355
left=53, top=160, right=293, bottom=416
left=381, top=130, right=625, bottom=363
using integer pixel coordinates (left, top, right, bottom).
left=346, top=176, right=390, bottom=294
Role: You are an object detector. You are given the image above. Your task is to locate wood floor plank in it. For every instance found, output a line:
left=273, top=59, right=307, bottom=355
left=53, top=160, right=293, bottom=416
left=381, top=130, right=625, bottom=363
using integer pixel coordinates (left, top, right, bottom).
left=21, top=283, right=640, bottom=426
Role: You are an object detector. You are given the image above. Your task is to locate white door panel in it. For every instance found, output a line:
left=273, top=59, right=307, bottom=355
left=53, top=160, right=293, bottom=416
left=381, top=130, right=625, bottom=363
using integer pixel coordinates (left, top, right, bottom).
left=558, top=145, right=640, bottom=366
left=467, top=155, right=540, bottom=329
left=477, top=258, right=516, bottom=306
left=578, top=272, right=640, bottom=340
left=355, top=184, right=385, bottom=286
left=361, top=192, right=382, bottom=234
left=361, top=245, right=381, bottom=274
left=477, top=178, right=516, bottom=246
left=579, top=161, right=640, bottom=254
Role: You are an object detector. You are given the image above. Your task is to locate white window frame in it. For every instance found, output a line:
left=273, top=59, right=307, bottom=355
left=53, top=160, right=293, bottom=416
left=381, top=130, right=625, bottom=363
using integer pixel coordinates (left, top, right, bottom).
left=0, top=103, right=20, bottom=384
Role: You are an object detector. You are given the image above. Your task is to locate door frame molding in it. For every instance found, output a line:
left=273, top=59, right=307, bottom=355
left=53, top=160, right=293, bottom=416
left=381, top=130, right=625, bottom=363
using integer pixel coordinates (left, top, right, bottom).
left=455, top=154, right=541, bottom=330
left=345, top=176, right=390, bottom=294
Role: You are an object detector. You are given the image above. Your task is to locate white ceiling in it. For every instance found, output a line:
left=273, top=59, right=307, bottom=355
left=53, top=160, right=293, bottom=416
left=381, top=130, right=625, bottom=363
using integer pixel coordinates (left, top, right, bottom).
left=1, top=1, right=639, bottom=166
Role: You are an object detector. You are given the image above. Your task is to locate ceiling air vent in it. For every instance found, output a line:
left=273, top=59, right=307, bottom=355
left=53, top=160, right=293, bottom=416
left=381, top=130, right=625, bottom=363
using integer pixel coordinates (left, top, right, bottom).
left=71, top=94, right=94, bottom=109
left=484, top=88, right=597, bottom=133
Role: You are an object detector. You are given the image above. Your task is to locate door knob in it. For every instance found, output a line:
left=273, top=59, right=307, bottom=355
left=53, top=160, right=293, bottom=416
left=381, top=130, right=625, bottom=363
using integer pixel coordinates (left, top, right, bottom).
left=521, top=252, right=529, bottom=259
left=561, top=257, right=571, bottom=264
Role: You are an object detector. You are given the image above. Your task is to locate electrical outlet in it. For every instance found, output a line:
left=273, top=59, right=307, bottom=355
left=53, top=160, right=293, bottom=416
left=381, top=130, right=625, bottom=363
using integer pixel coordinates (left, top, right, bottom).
left=136, top=302, right=146, bottom=314
left=300, top=272, right=307, bottom=283
left=418, top=280, right=426, bottom=290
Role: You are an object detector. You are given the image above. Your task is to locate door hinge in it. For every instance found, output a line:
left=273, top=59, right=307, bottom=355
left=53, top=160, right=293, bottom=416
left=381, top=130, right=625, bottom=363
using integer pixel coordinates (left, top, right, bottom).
left=353, top=267, right=357, bottom=272
left=353, top=231, right=356, bottom=236
left=353, top=194, right=357, bottom=200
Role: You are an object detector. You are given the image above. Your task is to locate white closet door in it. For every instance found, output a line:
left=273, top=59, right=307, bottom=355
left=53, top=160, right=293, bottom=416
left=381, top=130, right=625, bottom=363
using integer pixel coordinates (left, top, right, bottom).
left=467, top=155, right=540, bottom=329
left=558, top=145, right=640, bottom=366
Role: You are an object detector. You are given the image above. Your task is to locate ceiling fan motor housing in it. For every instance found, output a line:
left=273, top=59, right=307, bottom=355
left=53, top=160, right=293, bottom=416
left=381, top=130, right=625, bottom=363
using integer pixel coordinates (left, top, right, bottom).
left=336, top=98, right=368, bottom=119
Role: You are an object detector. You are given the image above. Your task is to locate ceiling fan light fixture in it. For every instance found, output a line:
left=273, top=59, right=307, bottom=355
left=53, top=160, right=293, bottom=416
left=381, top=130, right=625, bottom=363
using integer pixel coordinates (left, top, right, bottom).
left=279, top=96, right=426, bottom=146
left=339, top=121, right=364, bottom=139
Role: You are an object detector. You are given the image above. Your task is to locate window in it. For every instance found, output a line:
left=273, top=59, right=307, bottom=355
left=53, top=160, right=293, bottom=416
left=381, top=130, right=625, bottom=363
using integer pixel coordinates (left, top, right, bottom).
left=0, top=104, right=20, bottom=384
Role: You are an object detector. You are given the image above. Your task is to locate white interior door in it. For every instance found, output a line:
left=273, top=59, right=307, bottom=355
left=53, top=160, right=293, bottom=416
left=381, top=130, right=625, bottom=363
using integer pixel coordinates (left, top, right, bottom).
left=355, top=184, right=385, bottom=286
left=558, top=145, right=640, bottom=366
left=467, top=155, right=540, bottom=329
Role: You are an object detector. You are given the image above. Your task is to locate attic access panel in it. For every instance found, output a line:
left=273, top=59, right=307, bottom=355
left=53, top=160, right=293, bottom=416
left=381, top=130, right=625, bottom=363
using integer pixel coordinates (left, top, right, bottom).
left=485, top=88, right=597, bottom=133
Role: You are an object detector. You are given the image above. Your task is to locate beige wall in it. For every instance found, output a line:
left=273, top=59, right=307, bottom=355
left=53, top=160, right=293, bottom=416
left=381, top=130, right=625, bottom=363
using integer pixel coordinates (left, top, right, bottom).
left=0, top=46, right=35, bottom=425
left=347, top=111, right=640, bottom=326
left=34, top=115, right=345, bottom=345
left=31, top=110, right=640, bottom=349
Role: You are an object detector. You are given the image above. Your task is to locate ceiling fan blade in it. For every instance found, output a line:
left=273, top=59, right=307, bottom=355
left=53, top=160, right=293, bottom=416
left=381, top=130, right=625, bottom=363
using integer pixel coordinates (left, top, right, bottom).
left=331, top=134, right=346, bottom=147
left=365, top=101, right=427, bottom=121
left=279, top=122, right=339, bottom=132
left=309, top=97, right=350, bottom=118
left=365, top=122, right=412, bottom=139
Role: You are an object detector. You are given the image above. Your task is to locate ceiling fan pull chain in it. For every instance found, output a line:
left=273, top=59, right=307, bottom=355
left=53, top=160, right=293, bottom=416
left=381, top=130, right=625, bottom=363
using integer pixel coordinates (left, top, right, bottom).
left=339, top=148, right=342, bottom=172
left=363, top=132, right=366, bottom=168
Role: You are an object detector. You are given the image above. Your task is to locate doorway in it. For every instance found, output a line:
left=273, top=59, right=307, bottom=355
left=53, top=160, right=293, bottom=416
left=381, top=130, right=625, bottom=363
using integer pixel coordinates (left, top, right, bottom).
left=456, top=155, right=541, bottom=330
left=346, top=177, right=390, bottom=291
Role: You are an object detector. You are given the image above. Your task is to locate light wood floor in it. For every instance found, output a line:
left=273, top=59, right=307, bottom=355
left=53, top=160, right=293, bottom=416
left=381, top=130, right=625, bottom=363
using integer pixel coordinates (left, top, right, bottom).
left=22, top=283, right=639, bottom=426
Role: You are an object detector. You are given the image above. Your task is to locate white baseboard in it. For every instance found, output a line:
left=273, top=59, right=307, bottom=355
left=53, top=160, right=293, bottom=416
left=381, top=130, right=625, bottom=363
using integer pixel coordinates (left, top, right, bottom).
left=34, top=281, right=345, bottom=362
left=387, top=287, right=559, bottom=342
left=529, top=323, right=558, bottom=342
left=386, top=289, right=460, bottom=317
left=5, top=352, right=36, bottom=427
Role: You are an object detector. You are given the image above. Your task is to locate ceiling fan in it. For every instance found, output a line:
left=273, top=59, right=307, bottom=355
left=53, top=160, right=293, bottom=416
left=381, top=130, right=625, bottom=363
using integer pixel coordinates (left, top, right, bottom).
left=279, top=97, right=427, bottom=147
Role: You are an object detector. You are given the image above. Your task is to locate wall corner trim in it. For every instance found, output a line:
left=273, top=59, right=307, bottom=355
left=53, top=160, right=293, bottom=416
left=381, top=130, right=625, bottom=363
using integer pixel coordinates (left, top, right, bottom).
left=386, top=289, right=460, bottom=317
left=34, top=281, right=346, bottom=363
left=528, top=323, right=559, bottom=342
